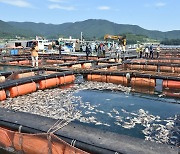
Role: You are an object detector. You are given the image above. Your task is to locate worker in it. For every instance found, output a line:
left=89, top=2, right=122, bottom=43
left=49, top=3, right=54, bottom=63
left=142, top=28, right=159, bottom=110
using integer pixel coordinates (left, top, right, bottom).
left=31, top=41, right=39, bottom=67
left=156, top=44, right=160, bottom=58
left=119, top=35, right=126, bottom=61
left=136, top=44, right=140, bottom=57
left=102, top=44, right=105, bottom=57
left=75, top=40, right=80, bottom=52
left=149, top=44, right=154, bottom=59
left=120, top=35, right=126, bottom=53
left=85, top=44, right=91, bottom=60
left=144, top=45, right=149, bottom=58
left=58, top=44, right=62, bottom=57
left=139, top=44, right=144, bottom=58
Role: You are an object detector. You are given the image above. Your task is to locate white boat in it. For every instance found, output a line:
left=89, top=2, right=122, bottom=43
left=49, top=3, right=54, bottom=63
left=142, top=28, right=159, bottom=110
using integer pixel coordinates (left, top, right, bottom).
left=5, top=40, right=28, bottom=48
left=6, top=36, right=51, bottom=51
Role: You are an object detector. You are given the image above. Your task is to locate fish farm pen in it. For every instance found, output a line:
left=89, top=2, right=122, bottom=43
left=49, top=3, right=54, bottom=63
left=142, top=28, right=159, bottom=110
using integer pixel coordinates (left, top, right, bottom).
left=0, top=48, right=179, bottom=154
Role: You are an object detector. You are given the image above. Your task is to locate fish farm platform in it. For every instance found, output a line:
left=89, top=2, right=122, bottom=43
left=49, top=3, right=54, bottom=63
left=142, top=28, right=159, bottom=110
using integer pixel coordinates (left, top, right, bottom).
left=0, top=48, right=179, bottom=153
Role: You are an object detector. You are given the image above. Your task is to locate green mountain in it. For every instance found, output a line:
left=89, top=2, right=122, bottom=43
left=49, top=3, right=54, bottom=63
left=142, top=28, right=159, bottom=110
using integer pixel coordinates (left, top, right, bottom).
left=0, top=20, right=36, bottom=39
left=0, top=19, right=179, bottom=40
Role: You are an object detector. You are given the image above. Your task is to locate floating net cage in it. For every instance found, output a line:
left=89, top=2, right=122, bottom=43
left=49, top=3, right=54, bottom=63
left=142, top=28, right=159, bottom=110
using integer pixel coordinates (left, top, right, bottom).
left=0, top=49, right=179, bottom=153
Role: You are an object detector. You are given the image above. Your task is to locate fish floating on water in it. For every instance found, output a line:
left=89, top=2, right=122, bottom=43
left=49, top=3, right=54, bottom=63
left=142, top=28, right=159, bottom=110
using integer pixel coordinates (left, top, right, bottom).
left=0, top=81, right=178, bottom=146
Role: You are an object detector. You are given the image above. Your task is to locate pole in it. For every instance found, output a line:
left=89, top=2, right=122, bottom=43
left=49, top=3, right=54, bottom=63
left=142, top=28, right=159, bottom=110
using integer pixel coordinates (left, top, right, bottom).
left=80, top=32, right=82, bottom=44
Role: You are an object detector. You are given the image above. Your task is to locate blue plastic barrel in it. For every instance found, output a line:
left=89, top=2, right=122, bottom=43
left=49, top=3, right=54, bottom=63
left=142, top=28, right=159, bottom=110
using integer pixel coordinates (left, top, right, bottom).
left=14, top=50, right=18, bottom=55
left=10, top=50, right=15, bottom=55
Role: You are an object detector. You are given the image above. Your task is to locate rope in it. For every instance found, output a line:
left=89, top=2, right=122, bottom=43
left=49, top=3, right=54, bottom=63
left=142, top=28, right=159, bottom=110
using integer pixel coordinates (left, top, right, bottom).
left=55, top=75, right=58, bottom=86
left=63, top=73, right=66, bottom=84
left=47, top=119, right=64, bottom=133
left=0, top=90, right=1, bottom=100
left=45, top=76, right=47, bottom=89
left=47, top=134, right=52, bottom=154
left=71, top=139, right=76, bottom=147
left=148, top=75, right=151, bottom=93
left=18, top=125, right=22, bottom=133
left=47, top=111, right=80, bottom=134
left=48, top=118, right=72, bottom=134
left=16, top=82, right=19, bottom=97
left=18, top=125, right=24, bottom=153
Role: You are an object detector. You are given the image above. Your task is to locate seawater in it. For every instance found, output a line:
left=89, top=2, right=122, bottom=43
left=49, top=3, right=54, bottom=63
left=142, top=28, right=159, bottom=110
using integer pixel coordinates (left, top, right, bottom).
left=0, top=65, right=31, bottom=73
left=73, top=89, right=180, bottom=144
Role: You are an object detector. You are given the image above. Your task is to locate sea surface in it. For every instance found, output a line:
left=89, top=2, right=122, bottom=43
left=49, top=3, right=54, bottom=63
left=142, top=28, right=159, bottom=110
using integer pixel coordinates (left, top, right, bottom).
left=73, top=89, right=180, bottom=145
left=0, top=65, right=31, bottom=73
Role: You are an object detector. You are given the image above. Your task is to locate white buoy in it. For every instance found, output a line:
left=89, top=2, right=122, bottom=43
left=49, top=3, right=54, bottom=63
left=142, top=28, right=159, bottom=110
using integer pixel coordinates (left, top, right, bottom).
left=126, top=73, right=130, bottom=80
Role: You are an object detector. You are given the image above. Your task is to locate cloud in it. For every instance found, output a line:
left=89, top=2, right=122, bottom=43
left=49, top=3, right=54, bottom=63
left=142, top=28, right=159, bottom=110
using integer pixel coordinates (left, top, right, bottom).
left=144, top=2, right=166, bottom=8
left=97, top=6, right=110, bottom=10
left=0, top=0, right=32, bottom=8
left=155, top=2, right=166, bottom=7
left=48, top=4, right=75, bottom=10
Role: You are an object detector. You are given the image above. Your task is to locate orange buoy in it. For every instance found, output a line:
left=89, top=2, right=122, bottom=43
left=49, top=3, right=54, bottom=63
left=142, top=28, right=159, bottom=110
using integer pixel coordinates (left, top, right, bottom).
left=60, top=84, right=74, bottom=90
left=159, top=59, right=170, bottom=63
left=56, top=60, right=64, bottom=64
left=18, top=60, right=30, bottom=65
left=174, top=67, right=180, bottom=73
left=0, top=76, right=6, bottom=83
left=60, top=66, right=68, bottom=69
left=13, top=133, right=65, bottom=154
left=69, top=57, right=78, bottom=60
left=38, top=78, right=59, bottom=90
left=131, top=86, right=155, bottom=94
left=9, top=61, right=18, bottom=65
left=46, top=60, right=63, bottom=64
left=0, top=126, right=87, bottom=154
left=98, top=63, right=108, bottom=66
left=108, top=66, right=118, bottom=70
left=66, top=60, right=75, bottom=63
left=46, top=60, right=56, bottom=63
left=59, top=75, right=75, bottom=84
left=8, top=82, right=37, bottom=98
left=81, top=63, right=92, bottom=69
left=45, top=71, right=58, bottom=75
left=14, top=72, right=35, bottom=79
left=109, top=59, right=116, bottom=62
left=144, top=65, right=157, bottom=71
left=127, top=64, right=144, bottom=70
left=107, top=76, right=128, bottom=85
left=131, top=77, right=156, bottom=87
left=159, top=66, right=173, bottom=72
left=163, top=80, right=180, bottom=89
left=131, top=59, right=146, bottom=63
left=0, top=90, right=6, bottom=101
left=87, top=74, right=107, bottom=82
left=172, top=59, right=180, bottom=63
left=90, top=57, right=98, bottom=60
left=0, top=128, right=12, bottom=147
left=148, top=59, right=156, bottom=63
left=163, top=90, right=180, bottom=98
left=71, top=64, right=82, bottom=69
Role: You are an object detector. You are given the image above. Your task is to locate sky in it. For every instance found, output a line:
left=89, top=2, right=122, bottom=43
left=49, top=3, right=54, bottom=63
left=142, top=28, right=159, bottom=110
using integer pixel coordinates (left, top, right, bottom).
left=0, top=0, right=179, bottom=32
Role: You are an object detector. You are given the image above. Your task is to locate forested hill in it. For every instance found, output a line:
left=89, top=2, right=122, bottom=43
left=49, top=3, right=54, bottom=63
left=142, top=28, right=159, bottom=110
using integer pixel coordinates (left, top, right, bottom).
left=0, top=19, right=180, bottom=40
left=0, top=20, right=36, bottom=38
